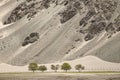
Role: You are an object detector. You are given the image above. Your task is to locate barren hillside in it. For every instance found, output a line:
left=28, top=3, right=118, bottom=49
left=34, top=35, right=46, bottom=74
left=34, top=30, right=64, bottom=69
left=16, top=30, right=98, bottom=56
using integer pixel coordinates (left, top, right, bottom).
left=0, top=0, right=120, bottom=66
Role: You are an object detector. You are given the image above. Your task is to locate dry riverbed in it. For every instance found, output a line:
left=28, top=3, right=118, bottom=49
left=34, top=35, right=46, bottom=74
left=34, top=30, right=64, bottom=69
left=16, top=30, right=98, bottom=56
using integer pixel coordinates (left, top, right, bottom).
left=0, top=73, right=120, bottom=80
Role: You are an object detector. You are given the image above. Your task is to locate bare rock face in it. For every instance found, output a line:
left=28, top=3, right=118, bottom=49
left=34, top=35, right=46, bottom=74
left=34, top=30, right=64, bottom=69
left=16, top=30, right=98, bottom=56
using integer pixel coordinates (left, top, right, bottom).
left=0, top=0, right=120, bottom=65
left=3, top=0, right=57, bottom=24
left=4, top=1, right=39, bottom=24
left=22, top=32, right=39, bottom=46
left=59, top=5, right=77, bottom=23
left=79, top=0, right=119, bottom=41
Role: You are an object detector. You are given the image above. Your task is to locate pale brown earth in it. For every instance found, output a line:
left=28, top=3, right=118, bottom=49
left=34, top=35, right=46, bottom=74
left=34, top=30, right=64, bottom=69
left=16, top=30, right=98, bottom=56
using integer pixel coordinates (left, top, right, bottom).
left=0, top=0, right=120, bottom=67
left=0, top=73, right=120, bottom=80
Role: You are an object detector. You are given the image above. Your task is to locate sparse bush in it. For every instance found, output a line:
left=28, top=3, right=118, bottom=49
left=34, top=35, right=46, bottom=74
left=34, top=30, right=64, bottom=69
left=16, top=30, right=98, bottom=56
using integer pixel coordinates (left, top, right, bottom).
left=75, top=64, right=85, bottom=72
left=51, top=64, right=59, bottom=72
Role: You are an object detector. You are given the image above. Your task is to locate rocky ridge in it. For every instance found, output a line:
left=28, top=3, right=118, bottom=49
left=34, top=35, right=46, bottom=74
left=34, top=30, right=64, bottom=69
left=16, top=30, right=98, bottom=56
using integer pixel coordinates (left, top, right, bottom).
left=0, top=0, right=120, bottom=65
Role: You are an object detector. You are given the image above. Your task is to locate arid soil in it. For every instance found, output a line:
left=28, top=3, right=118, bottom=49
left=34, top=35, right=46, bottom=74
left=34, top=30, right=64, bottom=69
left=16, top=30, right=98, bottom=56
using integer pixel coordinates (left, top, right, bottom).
left=0, top=0, right=120, bottom=66
left=0, top=73, right=120, bottom=80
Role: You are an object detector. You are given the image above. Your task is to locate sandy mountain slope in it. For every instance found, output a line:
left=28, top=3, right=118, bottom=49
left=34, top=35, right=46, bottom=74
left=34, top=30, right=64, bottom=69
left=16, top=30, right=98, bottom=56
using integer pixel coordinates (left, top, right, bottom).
left=0, top=0, right=120, bottom=66
left=0, top=56, right=120, bottom=72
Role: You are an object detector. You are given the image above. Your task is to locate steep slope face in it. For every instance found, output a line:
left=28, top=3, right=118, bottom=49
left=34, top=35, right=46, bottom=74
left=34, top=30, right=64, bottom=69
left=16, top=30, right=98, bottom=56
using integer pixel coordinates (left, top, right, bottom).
left=0, top=0, right=120, bottom=65
left=0, top=0, right=9, bottom=7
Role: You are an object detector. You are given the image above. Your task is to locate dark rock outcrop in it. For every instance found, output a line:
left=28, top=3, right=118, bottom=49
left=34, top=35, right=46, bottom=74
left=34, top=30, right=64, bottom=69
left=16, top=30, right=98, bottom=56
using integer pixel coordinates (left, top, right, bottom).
left=59, top=5, right=77, bottom=23
left=22, top=32, right=39, bottom=46
left=79, top=0, right=118, bottom=41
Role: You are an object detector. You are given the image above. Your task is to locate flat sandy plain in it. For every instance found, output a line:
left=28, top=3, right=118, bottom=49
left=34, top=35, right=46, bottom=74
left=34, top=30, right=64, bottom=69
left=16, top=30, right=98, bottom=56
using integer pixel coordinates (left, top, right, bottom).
left=0, top=73, right=120, bottom=80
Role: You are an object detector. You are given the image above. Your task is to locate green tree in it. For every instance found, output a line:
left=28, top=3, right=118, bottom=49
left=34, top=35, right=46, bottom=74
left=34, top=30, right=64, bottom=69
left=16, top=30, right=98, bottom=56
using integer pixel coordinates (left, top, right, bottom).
left=61, top=63, right=71, bottom=72
left=39, top=65, right=47, bottom=72
left=81, top=66, right=85, bottom=70
left=75, top=64, right=85, bottom=72
left=51, top=64, right=59, bottom=72
left=28, top=63, right=38, bottom=72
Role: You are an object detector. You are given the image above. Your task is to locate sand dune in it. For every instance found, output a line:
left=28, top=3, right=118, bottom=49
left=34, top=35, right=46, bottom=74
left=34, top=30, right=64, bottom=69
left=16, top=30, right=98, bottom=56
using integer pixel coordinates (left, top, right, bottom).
left=0, top=56, right=120, bottom=73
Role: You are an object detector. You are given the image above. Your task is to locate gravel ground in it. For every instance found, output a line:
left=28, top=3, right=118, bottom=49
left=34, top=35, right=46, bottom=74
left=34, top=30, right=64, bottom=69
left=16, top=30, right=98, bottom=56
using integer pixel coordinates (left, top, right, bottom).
left=0, top=73, right=120, bottom=80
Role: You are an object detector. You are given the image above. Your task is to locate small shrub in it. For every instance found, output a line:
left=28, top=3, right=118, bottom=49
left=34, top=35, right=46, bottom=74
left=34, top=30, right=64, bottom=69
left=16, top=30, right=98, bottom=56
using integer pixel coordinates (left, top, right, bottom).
left=75, top=64, right=85, bottom=72
left=51, top=64, right=59, bottom=72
